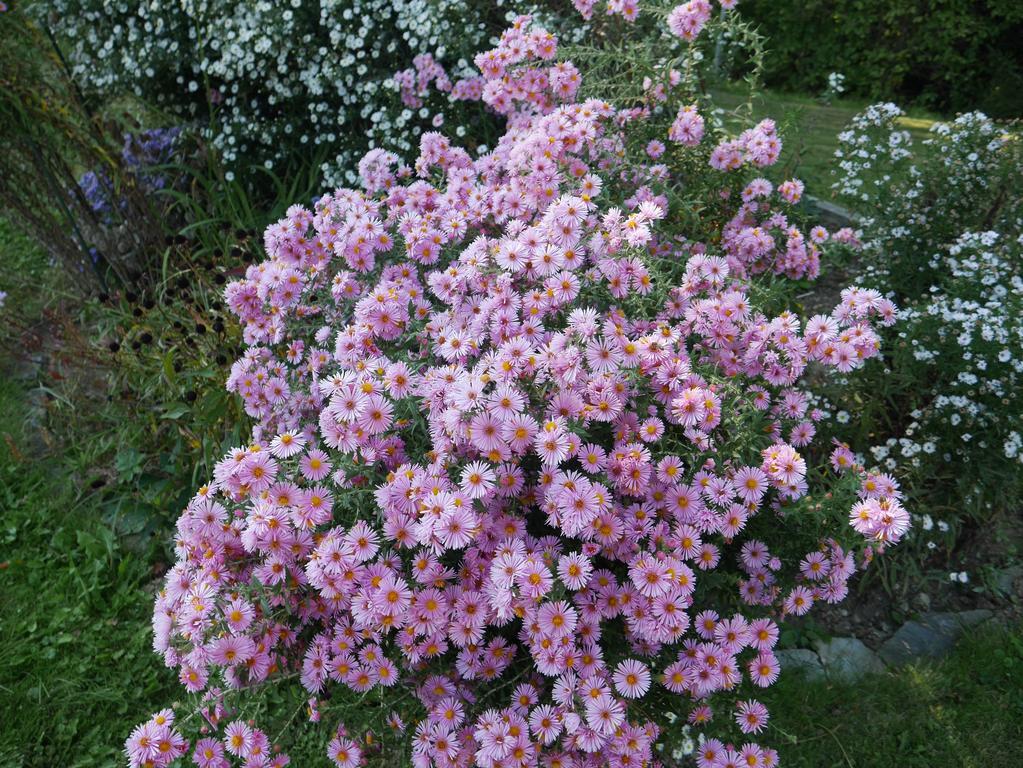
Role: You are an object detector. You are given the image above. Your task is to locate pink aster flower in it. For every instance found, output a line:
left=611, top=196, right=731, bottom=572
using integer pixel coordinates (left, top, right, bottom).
left=224, top=721, right=253, bottom=758
left=537, top=600, right=577, bottom=639
left=733, top=466, right=768, bottom=504
left=735, top=699, right=770, bottom=734
left=749, top=652, right=780, bottom=687
left=697, top=737, right=726, bottom=768
left=327, top=736, right=362, bottom=768
left=783, top=585, right=815, bottom=616
left=557, top=552, right=593, bottom=589
left=193, top=738, right=225, bottom=768
left=535, top=423, right=571, bottom=467
left=645, top=140, right=665, bottom=158
left=437, top=506, right=477, bottom=549
left=461, top=461, right=497, bottom=499
left=270, top=430, right=306, bottom=458
left=585, top=692, right=626, bottom=736
left=613, top=659, right=651, bottom=698
left=529, top=704, right=564, bottom=744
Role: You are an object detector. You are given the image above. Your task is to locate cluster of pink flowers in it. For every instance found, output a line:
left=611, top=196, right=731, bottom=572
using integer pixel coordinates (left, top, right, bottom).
left=124, top=707, right=289, bottom=768
left=125, top=711, right=188, bottom=767
left=643, top=69, right=683, bottom=104
left=133, top=11, right=907, bottom=768
left=668, top=104, right=706, bottom=146
left=394, top=54, right=453, bottom=109
left=719, top=194, right=824, bottom=281
left=394, top=54, right=485, bottom=110
left=474, top=20, right=578, bottom=116
left=667, top=0, right=713, bottom=41
left=830, top=443, right=910, bottom=545
left=710, top=119, right=783, bottom=170
left=572, top=0, right=736, bottom=35
left=570, top=0, right=640, bottom=21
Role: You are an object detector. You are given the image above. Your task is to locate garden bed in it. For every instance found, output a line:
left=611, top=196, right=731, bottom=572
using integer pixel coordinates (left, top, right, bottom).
left=1, top=3, right=1021, bottom=768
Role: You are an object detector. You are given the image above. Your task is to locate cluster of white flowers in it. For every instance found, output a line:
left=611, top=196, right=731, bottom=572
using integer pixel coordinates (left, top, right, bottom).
left=877, top=232, right=1023, bottom=470
left=833, top=102, right=913, bottom=203
left=833, top=108, right=1014, bottom=270
left=827, top=72, right=845, bottom=93
left=829, top=104, right=1022, bottom=528
left=1005, top=430, right=1023, bottom=459
left=44, top=0, right=536, bottom=185
left=821, top=71, right=845, bottom=103
left=654, top=717, right=696, bottom=760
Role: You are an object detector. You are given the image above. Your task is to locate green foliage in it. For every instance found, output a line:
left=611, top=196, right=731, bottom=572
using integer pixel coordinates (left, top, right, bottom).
left=0, top=115, right=329, bottom=536
left=0, top=10, right=167, bottom=295
left=741, top=0, right=1023, bottom=118
left=38, top=248, right=246, bottom=537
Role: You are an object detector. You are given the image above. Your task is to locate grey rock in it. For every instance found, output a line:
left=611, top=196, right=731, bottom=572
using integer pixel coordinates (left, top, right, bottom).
left=879, top=610, right=993, bottom=667
left=813, top=637, right=885, bottom=680
left=775, top=649, right=824, bottom=679
left=805, top=196, right=857, bottom=229
left=994, top=566, right=1022, bottom=598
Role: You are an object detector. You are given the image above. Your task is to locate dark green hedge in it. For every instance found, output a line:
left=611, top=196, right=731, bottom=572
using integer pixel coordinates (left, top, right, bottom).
left=741, top=0, right=1023, bottom=117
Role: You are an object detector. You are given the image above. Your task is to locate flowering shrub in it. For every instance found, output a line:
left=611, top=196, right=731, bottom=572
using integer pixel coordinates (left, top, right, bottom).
left=833, top=105, right=1022, bottom=298
left=128, top=8, right=909, bottom=768
left=828, top=105, right=1022, bottom=521
left=870, top=231, right=1023, bottom=512
left=45, top=0, right=539, bottom=186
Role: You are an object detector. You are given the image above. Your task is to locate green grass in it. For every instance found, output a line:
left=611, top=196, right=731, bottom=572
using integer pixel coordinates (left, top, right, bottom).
left=0, top=219, right=178, bottom=766
left=762, top=623, right=1023, bottom=767
left=0, top=376, right=176, bottom=767
left=0, top=217, right=52, bottom=317
left=711, top=86, right=941, bottom=195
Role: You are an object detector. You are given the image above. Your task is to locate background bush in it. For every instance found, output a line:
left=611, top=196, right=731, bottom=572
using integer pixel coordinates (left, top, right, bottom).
left=40, top=0, right=536, bottom=187
left=824, top=104, right=1023, bottom=549
left=741, top=0, right=1023, bottom=118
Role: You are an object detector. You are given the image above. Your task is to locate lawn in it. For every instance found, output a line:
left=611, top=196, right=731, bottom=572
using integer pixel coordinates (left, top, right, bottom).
left=0, top=373, right=177, bottom=767
left=0, top=222, right=176, bottom=768
left=762, top=625, right=1023, bottom=767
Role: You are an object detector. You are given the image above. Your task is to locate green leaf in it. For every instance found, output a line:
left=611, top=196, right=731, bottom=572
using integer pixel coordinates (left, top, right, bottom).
left=160, top=402, right=189, bottom=420
left=162, top=350, right=177, bottom=385
left=114, top=447, right=144, bottom=479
